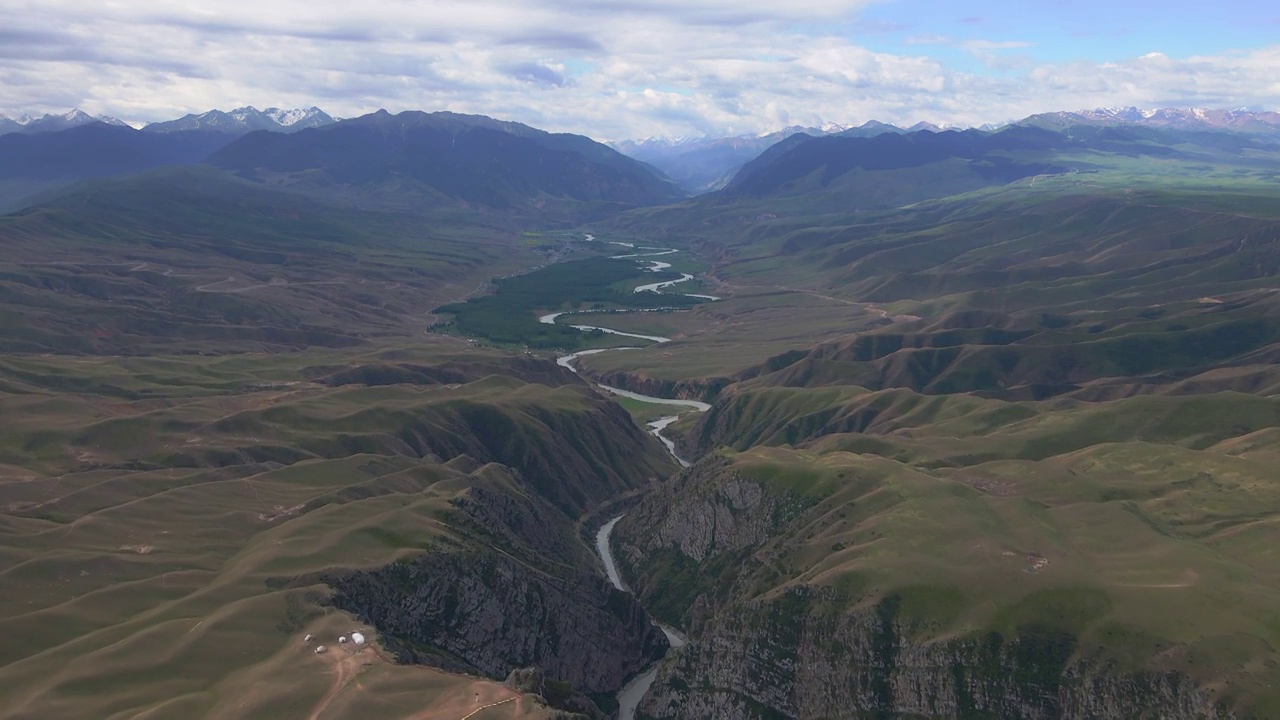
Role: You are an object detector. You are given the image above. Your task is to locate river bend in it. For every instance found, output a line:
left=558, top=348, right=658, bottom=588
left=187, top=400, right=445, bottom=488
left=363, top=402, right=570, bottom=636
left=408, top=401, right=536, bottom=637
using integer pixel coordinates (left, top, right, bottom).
left=551, top=236, right=710, bottom=718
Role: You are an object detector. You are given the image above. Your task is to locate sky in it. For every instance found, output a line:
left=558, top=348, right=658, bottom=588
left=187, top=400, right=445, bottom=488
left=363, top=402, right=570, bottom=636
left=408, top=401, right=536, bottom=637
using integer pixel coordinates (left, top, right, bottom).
left=0, top=0, right=1277, bottom=140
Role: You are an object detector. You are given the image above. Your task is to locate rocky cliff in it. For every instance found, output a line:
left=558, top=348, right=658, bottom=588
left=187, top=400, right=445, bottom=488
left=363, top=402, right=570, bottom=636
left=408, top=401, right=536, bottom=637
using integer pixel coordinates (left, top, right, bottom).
left=614, top=456, right=1236, bottom=720
left=303, top=359, right=681, bottom=707
left=639, top=589, right=1226, bottom=720
left=328, top=550, right=667, bottom=696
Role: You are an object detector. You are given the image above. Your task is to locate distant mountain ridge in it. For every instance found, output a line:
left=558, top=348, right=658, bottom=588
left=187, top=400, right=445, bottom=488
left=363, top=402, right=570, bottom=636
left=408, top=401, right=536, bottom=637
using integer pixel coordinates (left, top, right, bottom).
left=204, top=109, right=684, bottom=211
left=687, top=120, right=1280, bottom=216
left=0, top=109, right=127, bottom=135
left=0, top=124, right=238, bottom=180
left=0, top=106, right=334, bottom=137
left=1023, top=106, right=1280, bottom=133
left=720, top=126, right=1069, bottom=202
left=612, top=106, right=1279, bottom=194
left=609, top=120, right=975, bottom=192
left=611, top=124, right=857, bottom=193
left=0, top=108, right=682, bottom=214
left=143, top=106, right=335, bottom=134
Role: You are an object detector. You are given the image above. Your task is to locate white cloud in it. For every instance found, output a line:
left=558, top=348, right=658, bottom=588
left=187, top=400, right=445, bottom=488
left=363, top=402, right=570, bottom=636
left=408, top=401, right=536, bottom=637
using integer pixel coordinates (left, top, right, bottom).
left=0, top=1, right=1277, bottom=139
left=904, top=34, right=953, bottom=46
left=963, top=40, right=1033, bottom=51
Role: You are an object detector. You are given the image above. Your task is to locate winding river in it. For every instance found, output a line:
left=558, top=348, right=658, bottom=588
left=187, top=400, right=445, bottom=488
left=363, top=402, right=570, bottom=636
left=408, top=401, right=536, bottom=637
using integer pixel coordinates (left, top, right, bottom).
left=550, top=239, right=714, bottom=470
left=551, top=236, right=711, bottom=718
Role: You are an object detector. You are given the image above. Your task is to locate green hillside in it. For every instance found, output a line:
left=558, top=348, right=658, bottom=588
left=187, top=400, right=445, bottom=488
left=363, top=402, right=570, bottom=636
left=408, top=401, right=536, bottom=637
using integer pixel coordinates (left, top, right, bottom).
left=0, top=341, right=674, bottom=720
left=4, top=110, right=1280, bottom=720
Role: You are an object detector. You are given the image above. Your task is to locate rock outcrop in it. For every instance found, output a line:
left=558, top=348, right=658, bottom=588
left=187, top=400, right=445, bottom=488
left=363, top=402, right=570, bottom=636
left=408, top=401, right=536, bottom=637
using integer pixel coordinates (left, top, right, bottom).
left=329, top=550, right=667, bottom=696
left=639, top=589, right=1228, bottom=720
left=614, top=458, right=1233, bottom=720
left=618, top=456, right=776, bottom=564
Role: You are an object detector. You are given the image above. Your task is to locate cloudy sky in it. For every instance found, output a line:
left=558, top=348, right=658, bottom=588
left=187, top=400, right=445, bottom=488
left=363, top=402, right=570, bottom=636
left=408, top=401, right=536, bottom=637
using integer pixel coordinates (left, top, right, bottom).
left=1, top=0, right=1276, bottom=139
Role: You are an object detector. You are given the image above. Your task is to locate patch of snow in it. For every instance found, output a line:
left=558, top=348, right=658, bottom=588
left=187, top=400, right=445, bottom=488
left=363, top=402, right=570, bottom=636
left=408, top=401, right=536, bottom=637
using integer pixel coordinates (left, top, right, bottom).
left=266, top=107, right=320, bottom=126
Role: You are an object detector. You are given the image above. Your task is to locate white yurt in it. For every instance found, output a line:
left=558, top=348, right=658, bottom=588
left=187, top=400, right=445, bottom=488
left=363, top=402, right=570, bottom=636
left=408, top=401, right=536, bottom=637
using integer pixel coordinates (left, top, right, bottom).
left=351, top=632, right=366, bottom=645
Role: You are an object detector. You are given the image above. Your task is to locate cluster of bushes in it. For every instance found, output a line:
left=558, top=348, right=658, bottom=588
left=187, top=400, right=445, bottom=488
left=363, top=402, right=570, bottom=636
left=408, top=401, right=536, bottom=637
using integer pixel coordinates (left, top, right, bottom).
left=437, top=256, right=702, bottom=349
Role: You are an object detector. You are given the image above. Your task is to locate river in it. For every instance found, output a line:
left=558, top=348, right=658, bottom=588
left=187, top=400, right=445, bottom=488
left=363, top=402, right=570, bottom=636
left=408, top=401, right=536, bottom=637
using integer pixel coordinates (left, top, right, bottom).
left=597, top=516, right=688, bottom=720
left=551, top=239, right=714, bottom=469
left=551, top=236, right=709, bottom=718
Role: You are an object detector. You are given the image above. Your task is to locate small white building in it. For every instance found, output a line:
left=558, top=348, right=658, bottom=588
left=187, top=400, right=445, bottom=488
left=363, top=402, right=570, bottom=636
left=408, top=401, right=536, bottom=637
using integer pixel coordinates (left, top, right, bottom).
left=314, top=645, right=327, bottom=654
left=351, top=632, right=366, bottom=645
left=338, top=636, right=347, bottom=644
left=304, top=634, right=313, bottom=643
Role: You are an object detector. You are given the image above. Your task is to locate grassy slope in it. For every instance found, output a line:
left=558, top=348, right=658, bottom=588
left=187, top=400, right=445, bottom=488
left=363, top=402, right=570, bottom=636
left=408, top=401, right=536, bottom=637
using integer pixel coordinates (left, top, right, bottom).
left=588, top=148, right=1280, bottom=714
left=0, top=167, right=546, bottom=354
left=0, top=172, right=682, bottom=719
left=764, top=437, right=1280, bottom=713
left=622, top=415, right=1280, bottom=714
left=0, top=340, right=675, bottom=720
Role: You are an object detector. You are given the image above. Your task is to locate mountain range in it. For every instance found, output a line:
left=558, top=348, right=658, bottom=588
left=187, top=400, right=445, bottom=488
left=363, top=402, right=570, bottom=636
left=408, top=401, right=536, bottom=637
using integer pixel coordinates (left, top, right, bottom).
left=142, top=106, right=335, bottom=134
left=608, top=108, right=1280, bottom=192
left=1027, top=106, right=1280, bottom=133
left=608, top=120, right=926, bottom=193
left=0, top=106, right=335, bottom=137
left=0, top=109, right=682, bottom=214
left=205, top=109, right=682, bottom=209
left=0, top=109, right=127, bottom=135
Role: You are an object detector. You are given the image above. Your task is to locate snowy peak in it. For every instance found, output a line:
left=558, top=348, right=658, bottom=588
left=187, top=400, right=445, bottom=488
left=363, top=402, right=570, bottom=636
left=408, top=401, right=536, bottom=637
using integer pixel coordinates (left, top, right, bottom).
left=907, top=121, right=943, bottom=133
left=265, top=107, right=328, bottom=127
left=1028, top=106, right=1280, bottom=134
left=837, top=120, right=908, bottom=138
left=1082, top=106, right=1148, bottom=123
left=143, top=106, right=335, bottom=134
left=0, top=108, right=127, bottom=135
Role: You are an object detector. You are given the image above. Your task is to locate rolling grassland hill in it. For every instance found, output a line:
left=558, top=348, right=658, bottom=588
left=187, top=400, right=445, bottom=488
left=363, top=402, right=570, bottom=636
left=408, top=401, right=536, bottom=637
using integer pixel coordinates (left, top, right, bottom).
left=588, top=122, right=1280, bottom=392
left=607, top=274, right=1280, bottom=716
left=578, top=122, right=1280, bottom=719
left=0, top=167, right=542, bottom=355
left=5, top=101, right=1280, bottom=720
left=0, top=126, right=692, bottom=719
left=0, top=341, right=677, bottom=719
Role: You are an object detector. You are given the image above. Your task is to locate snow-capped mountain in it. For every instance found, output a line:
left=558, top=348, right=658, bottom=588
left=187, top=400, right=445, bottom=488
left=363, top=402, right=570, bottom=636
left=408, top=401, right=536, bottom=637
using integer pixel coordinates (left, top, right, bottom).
left=907, top=121, right=943, bottom=133
left=1026, top=107, right=1280, bottom=134
left=0, top=109, right=127, bottom=135
left=143, top=106, right=335, bottom=134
